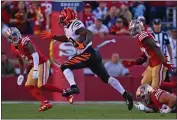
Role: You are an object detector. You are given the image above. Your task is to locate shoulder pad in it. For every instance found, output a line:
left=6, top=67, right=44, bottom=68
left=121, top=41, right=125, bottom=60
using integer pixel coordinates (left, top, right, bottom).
left=21, top=36, right=30, bottom=46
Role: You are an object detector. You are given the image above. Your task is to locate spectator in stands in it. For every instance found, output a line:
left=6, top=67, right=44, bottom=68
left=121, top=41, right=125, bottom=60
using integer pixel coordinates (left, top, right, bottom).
left=83, top=3, right=96, bottom=28
left=137, top=16, right=152, bottom=33
left=110, top=18, right=130, bottom=35
left=1, top=52, right=16, bottom=77
left=92, top=1, right=108, bottom=19
left=88, top=18, right=109, bottom=38
left=117, top=4, right=132, bottom=27
left=30, top=2, right=45, bottom=35
left=132, top=2, right=146, bottom=18
left=9, top=1, right=33, bottom=34
left=41, top=1, right=52, bottom=31
left=169, top=27, right=177, bottom=68
left=104, top=53, right=129, bottom=77
left=103, top=6, right=118, bottom=28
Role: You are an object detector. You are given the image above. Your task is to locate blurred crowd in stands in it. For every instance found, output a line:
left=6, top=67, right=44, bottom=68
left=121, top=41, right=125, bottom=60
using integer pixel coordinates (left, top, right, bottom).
left=2, top=1, right=176, bottom=35
left=2, top=1, right=52, bottom=35
left=1, top=1, right=177, bottom=77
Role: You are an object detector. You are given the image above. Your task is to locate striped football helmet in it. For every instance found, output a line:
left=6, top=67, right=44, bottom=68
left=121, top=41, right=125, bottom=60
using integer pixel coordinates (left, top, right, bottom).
left=58, top=8, right=77, bottom=27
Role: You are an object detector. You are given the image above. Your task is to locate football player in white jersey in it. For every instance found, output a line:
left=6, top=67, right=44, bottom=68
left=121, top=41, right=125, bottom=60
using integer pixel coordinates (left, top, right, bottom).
left=41, top=8, right=133, bottom=110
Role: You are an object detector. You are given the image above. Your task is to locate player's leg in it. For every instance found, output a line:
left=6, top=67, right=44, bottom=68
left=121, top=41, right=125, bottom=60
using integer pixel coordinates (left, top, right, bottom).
left=37, top=60, right=74, bottom=104
left=38, top=61, right=63, bottom=93
left=25, top=69, right=48, bottom=106
left=60, top=53, right=89, bottom=97
left=152, top=64, right=168, bottom=88
left=34, top=61, right=54, bottom=111
left=88, top=50, right=133, bottom=110
left=141, top=66, right=152, bottom=85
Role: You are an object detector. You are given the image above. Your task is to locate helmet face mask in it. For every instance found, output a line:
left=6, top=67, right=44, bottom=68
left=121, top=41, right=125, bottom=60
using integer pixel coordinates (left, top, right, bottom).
left=129, top=20, right=144, bottom=38
left=5, top=27, right=22, bottom=45
left=58, top=15, right=67, bottom=27
left=136, top=84, right=153, bottom=105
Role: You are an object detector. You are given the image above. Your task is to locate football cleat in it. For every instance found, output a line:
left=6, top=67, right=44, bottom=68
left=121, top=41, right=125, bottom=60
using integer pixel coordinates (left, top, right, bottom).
left=62, top=87, right=80, bottom=97
left=38, top=101, right=53, bottom=112
left=123, top=91, right=133, bottom=111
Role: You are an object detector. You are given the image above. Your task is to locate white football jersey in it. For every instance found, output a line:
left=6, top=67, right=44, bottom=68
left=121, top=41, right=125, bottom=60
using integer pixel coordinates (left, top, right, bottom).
left=64, top=19, right=84, bottom=40
left=64, top=19, right=92, bottom=54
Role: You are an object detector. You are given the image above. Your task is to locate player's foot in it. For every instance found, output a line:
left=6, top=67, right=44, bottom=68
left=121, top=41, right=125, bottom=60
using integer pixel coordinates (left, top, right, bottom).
left=62, top=86, right=80, bottom=97
left=123, top=91, right=133, bottom=111
left=38, top=101, right=53, bottom=112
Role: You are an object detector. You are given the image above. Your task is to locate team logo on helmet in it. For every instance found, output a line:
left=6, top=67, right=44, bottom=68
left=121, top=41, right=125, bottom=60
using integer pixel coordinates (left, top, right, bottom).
left=5, top=27, right=22, bottom=45
left=58, top=8, right=77, bottom=27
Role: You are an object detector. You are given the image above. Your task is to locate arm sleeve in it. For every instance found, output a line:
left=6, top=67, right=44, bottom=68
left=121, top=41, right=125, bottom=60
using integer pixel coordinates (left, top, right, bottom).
left=31, top=52, right=39, bottom=70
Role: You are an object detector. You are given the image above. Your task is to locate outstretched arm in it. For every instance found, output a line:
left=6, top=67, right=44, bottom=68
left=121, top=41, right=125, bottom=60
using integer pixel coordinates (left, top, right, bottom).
left=41, top=31, right=69, bottom=42
left=159, top=92, right=176, bottom=109
left=53, top=35, right=69, bottom=42
left=122, top=53, right=147, bottom=68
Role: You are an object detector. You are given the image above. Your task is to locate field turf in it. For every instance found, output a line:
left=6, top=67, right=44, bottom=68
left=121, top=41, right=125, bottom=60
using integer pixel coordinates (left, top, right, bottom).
left=2, top=103, right=176, bottom=119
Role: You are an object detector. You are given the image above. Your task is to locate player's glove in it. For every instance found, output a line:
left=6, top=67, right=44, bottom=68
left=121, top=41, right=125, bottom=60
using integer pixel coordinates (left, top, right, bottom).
left=134, top=102, right=154, bottom=112
left=41, top=31, right=54, bottom=39
left=164, top=63, right=175, bottom=72
left=32, top=70, right=39, bottom=80
left=74, top=41, right=85, bottom=50
left=122, top=60, right=136, bottom=68
left=17, top=75, right=24, bottom=86
left=134, top=102, right=146, bottom=111
left=160, top=105, right=172, bottom=113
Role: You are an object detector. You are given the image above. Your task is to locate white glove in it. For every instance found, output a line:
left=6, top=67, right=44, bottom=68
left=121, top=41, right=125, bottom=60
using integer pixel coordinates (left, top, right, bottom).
left=17, top=75, right=24, bottom=86
left=134, top=102, right=146, bottom=111
left=32, top=70, right=39, bottom=80
left=160, top=105, right=172, bottom=113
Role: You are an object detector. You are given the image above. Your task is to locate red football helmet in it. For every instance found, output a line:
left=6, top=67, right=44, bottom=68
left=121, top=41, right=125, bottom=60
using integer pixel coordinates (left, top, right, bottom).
left=58, top=8, right=77, bottom=27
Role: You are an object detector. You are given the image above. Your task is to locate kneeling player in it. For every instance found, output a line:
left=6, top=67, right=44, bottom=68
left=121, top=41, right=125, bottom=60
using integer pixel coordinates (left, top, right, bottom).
left=135, top=84, right=176, bottom=113
left=5, top=27, right=73, bottom=112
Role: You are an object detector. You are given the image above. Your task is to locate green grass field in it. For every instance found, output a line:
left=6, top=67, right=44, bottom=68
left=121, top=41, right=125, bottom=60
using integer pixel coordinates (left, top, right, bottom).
left=2, top=103, right=176, bottom=119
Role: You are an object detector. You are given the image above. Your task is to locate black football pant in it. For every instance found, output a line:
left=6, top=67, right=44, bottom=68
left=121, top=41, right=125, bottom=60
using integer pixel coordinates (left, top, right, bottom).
left=61, top=46, right=110, bottom=83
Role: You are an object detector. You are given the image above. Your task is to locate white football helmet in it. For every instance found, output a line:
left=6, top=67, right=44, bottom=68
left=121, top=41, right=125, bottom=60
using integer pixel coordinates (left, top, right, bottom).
left=136, top=84, right=153, bottom=105
left=5, top=27, right=22, bottom=45
left=129, top=19, right=145, bottom=38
